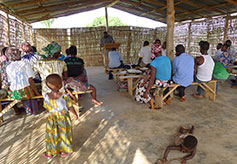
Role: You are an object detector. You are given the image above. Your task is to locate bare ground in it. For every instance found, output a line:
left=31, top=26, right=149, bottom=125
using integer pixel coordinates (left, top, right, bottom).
left=0, top=66, right=237, bottom=164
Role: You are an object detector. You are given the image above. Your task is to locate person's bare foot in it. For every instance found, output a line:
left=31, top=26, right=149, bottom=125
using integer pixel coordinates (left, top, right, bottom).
left=231, top=86, right=237, bottom=89
left=92, top=99, right=103, bottom=106
left=164, top=97, right=171, bottom=105
left=179, top=96, right=186, bottom=102
left=192, top=94, right=203, bottom=99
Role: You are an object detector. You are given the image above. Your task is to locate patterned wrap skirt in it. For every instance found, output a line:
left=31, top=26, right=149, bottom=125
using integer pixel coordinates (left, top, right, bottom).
left=64, top=76, right=89, bottom=92
left=135, top=79, right=172, bottom=103
left=10, top=86, right=39, bottom=115
left=45, top=112, right=73, bottom=155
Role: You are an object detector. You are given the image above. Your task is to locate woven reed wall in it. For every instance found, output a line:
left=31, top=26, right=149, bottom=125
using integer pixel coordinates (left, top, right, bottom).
left=0, top=12, right=34, bottom=50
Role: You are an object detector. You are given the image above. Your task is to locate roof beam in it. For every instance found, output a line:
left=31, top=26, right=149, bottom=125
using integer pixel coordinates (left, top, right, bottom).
left=107, top=0, right=120, bottom=7
left=176, top=2, right=228, bottom=17
left=141, top=1, right=182, bottom=16
left=18, top=0, right=110, bottom=17
left=24, top=1, right=110, bottom=18
left=179, top=0, right=226, bottom=14
left=114, top=3, right=166, bottom=22
left=6, top=0, right=48, bottom=8
left=29, top=3, right=108, bottom=23
left=15, top=0, right=102, bottom=14
left=223, top=0, right=237, bottom=5
left=141, top=0, right=203, bottom=18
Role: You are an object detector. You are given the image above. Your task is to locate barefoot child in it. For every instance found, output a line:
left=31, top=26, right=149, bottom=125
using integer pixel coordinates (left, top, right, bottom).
left=42, top=74, right=78, bottom=159
left=159, top=126, right=198, bottom=164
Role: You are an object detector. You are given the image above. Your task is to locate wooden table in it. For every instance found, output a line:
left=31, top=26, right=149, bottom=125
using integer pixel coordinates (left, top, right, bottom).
left=119, top=75, right=146, bottom=96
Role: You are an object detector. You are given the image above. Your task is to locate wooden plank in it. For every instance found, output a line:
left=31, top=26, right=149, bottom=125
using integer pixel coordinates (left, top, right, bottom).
left=107, top=0, right=120, bottom=7
left=223, top=0, right=237, bottom=5
left=6, top=0, right=48, bottom=8
left=176, top=2, right=228, bottom=17
left=166, top=0, right=175, bottom=60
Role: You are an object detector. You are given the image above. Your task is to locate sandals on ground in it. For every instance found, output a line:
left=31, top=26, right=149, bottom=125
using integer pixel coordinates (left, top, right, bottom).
left=61, top=153, right=72, bottom=157
left=42, top=152, right=53, bottom=159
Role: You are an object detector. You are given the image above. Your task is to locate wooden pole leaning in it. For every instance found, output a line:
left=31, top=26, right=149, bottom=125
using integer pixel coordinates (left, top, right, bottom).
left=105, top=7, right=109, bottom=32
left=223, top=14, right=230, bottom=43
left=166, top=0, right=175, bottom=60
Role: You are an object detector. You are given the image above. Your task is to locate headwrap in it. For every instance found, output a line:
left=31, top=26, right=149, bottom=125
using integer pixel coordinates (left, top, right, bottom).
left=42, top=42, right=61, bottom=57
left=19, top=42, right=33, bottom=53
left=5, top=46, right=21, bottom=61
left=151, top=43, right=162, bottom=60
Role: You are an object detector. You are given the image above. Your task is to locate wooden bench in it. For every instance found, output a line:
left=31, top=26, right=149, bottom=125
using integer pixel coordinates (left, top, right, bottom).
left=0, top=90, right=92, bottom=125
left=112, top=71, right=128, bottom=82
left=119, top=75, right=146, bottom=96
left=153, top=81, right=217, bottom=108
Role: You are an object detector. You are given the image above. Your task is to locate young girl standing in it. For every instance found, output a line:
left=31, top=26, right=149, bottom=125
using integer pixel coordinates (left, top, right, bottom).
left=42, top=74, right=78, bottom=159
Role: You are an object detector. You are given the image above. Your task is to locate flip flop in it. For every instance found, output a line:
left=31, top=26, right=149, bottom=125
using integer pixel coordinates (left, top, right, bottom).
left=149, top=106, right=162, bottom=110
left=61, top=153, right=72, bottom=157
left=42, top=152, right=53, bottom=159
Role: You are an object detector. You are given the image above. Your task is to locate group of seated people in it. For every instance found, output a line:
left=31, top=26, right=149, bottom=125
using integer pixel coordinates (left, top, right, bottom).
left=134, top=39, right=236, bottom=109
left=0, top=42, right=102, bottom=115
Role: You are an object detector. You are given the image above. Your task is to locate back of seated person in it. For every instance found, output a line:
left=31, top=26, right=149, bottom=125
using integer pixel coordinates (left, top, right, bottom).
left=108, top=48, right=123, bottom=69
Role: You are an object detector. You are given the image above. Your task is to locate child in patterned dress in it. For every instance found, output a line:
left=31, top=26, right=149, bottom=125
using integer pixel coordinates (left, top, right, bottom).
left=42, top=74, right=78, bottom=159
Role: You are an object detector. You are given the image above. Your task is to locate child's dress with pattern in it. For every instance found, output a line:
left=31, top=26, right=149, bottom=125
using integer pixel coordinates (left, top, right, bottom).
left=44, top=93, right=74, bottom=155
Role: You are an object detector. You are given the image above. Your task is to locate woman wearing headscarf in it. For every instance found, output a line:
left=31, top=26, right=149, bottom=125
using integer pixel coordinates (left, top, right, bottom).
left=20, top=42, right=43, bottom=83
left=151, top=39, right=162, bottom=60
left=34, top=42, right=67, bottom=96
left=5, top=46, right=40, bottom=115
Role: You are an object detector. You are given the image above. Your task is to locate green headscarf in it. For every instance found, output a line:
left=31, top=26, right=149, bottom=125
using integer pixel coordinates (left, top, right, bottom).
left=42, top=42, right=61, bottom=57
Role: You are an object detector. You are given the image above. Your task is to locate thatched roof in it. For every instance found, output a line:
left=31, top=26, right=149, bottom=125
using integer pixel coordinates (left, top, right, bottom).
left=0, top=0, right=237, bottom=23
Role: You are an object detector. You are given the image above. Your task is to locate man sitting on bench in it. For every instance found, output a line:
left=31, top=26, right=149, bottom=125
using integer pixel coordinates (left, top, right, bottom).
left=173, top=45, right=194, bottom=102
left=108, top=48, right=130, bottom=80
left=193, top=41, right=214, bottom=99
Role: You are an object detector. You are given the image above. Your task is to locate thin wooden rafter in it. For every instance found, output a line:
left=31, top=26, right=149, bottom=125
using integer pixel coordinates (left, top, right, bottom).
left=28, top=2, right=109, bottom=23
left=223, top=0, right=237, bottom=5
left=179, top=0, right=226, bottom=14
left=6, top=0, right=49, bottom=8
left=176, top=2, right=228, bottom=17
left=141, top=1, right=182, bottom=16
left=107, top=0, right=120, bottom=7
left=20, top=0, right=111, bottom=17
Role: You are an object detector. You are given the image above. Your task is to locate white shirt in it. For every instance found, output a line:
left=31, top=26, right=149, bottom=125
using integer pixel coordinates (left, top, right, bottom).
left=6, top=60, right=34, bottom=91
left=161, top=48, right=166, bottom=56
left=196, top=54, right=214, bottom=82
left=108, top=51, right=122, bottom=68
left=138, top=46, right=152, bottom=64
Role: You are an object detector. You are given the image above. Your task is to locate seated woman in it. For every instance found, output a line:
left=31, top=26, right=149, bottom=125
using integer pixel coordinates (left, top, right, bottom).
left=20, top=42, right=43, bottom=83
left=135, top=46, right=172, bottom=109
left=5, top=46, right=41, bottom=115
left=64, top=45, right=102, bottom=106
left=34, top=42, right=68, bottom=96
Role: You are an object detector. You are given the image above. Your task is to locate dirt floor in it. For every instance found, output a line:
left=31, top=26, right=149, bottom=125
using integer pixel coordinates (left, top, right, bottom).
left=0, top=66, right=237, bottom=164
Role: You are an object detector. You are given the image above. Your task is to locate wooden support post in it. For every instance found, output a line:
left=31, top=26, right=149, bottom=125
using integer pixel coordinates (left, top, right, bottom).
left=6, top=14, right=11, bottom=46
left=105, top=7, right=109, bottom=32
left=187, top=21, right=192, bottom=54
left=21, top=23, right=26, bottom=42
left=166, top=0, right=175, bottom=60
left=223, top=14, right=230, bottom=43
left=127, top=31, right=131, bottom=64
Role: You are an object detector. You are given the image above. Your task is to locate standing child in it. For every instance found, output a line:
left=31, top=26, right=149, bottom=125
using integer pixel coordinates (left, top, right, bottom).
left=42, top=74, right=78, bottom=159
left=158, top=126, right=198, bottom=164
